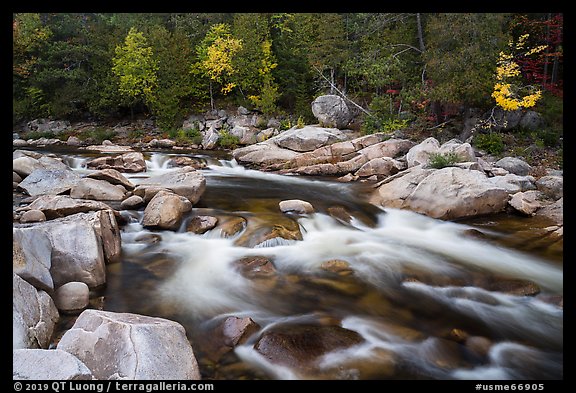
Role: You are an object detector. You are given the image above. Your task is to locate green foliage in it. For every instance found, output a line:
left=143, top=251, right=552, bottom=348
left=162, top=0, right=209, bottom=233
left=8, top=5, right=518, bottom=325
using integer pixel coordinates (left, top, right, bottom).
left=361, top=96, right=410, bottom=135
left=128, top=129, right=145, bottom=139
left=296, top=116, right=305, bottom=129
left=82, top=127, right=116, bottom=144
left=112, top=27, right=159, bottom=109
left=218, top=130, right=240, bottom=149
left=176, top=127, right=203, bottom=145
left=473, top=132, right=505, bottom=155
left=427, top=152, right=461, bottom=169
left=424, top=13, right=510, bottom=108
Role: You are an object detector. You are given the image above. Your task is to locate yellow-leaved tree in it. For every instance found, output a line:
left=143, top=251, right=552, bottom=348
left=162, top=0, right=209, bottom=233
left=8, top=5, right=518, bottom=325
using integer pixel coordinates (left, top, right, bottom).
left=194, top=23, right=242, bottom=110
left=492, top=33, right=547, bottom=111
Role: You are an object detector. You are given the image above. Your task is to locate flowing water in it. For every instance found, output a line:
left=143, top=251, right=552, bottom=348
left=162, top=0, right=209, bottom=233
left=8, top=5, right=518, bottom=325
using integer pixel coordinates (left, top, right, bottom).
left=18, top=148, right=563, bottom=380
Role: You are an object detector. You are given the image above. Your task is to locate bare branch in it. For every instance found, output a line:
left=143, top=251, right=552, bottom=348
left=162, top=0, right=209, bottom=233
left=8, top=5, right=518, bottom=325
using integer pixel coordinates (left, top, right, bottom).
left=312, top=65, right=372, bottom=117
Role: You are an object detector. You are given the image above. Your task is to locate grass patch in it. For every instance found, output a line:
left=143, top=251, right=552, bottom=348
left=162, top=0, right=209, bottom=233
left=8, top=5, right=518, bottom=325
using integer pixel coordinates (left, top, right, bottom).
left=427, top=152, right=461, bottom=169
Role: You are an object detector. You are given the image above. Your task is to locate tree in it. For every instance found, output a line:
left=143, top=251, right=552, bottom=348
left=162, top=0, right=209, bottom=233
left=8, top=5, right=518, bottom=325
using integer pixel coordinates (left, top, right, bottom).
left=13, top=13, right=52, bottom=123
left=424, top=13, right=510, bottom=116
left=112, top=27, right=159, bottom=118
left=194, top=23, right=242, bottom=110
left=232, top=13, right=279, bottom=115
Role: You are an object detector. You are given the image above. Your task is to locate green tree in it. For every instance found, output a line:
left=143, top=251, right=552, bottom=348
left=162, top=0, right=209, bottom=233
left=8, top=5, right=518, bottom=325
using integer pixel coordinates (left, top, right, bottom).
left=112, top=27, right=159, bottom=118
left=424, top=13, right=510, bottom=110
left=13, top=13, right=52, bottom=123
left=231, top=14, right=279, bottom=115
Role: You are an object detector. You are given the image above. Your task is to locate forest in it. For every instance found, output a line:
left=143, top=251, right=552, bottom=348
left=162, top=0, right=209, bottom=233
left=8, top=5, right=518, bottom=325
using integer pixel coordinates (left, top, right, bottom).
left=13, top=13, right=563, bottom=163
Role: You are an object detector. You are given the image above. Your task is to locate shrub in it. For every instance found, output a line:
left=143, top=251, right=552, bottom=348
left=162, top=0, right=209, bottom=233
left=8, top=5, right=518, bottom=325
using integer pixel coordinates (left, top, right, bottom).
left=82, top=127, right=116, bottom=144
left=473, top=132, right=505, bottom=155
left=218, top=130, right=240, bottom=149
left=176, top=127, right=203, bottom=145
left=427, top=152, right=461, bottom=169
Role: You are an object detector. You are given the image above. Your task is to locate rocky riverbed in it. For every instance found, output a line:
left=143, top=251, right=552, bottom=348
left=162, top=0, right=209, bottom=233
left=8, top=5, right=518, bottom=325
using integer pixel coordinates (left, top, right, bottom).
left=13, top=105, right=562, bottom=380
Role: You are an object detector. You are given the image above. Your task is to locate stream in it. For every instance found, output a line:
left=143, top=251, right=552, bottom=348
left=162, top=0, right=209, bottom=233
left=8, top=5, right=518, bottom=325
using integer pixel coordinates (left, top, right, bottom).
left=19, top=147, right=563, bottom=380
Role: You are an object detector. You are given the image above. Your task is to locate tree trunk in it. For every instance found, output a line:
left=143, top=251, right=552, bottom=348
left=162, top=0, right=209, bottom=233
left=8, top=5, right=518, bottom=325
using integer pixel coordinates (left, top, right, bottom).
left=416, top=13, right=426, bottom=52
left=209, top=80, right=214, bottom=110
left=543, top=13, right=551, bottom=86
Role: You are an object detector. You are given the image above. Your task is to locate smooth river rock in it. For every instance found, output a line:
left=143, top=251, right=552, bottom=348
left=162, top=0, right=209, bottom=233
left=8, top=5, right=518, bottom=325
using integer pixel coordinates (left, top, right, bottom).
left=13, top=273, right=59, bottom=349
left=57, top=310, right=201, bottom=380
left=13, top=349, right=93, bottom=380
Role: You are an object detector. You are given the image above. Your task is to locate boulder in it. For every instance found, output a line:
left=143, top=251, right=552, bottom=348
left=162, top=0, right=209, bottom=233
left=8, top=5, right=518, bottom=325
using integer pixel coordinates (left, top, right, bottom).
left=13, top=139, right=28, bottom=147
left=86, top=152, right=146, bottom=173
left=86, top=168, right=135, bottom=190
left=142, top=190, right=193, bottom=230
left=54, top=282, right=90, bottom=314
left=148, top=138, right=176, bottom=148
left=13, top=171, right=22, bottom=183
left=311, top=95, right=352, bottom=129
left=57, top=310, right=201, bottom=380
left=70, top=178, right=126, bottom=201
left=16, top=212, right=112, bottom=288
left=13, top=227, right=53, bottom=291
left=355, top=157, right=404, bottom=178
left=438, top=139, right=477, bottom=163
left=253, top=324, right=363, bottom=371
left=83, top=144, right=133, bottom=153
left=519, top=110, right=544, bottom=131
left=187, top=215, right=218, bottom=234
left=535, top=175, right=563, bottom=200
left=406, top=137, right=440, bottom=167
left=234, top=256, right=277, bottom=279
left=134, top=166, right=206, bottom=204
left=13, top=273, right=59, bottom=349
left=15, top=195, right=112, bottom=220
left=218, top=216, right=247, bottom=238
left=494, top=157, right=532, bottom=176
left=509, top=190, right=542, bottom=215
left=120, top=195, right=145, bottom=210
left=272, top=126, right=350, bottom=152
left=66, top=136, right=82, bottom=146
left=13, top=349, right=93, bottom=380
left=19, top=209, right=46, bottom=223
left=232, top=141, right=300, bottom=167
left=536, top=197, right=563, bottom=226
left=487, top=173, right=536, bottom=193
left=372, top=166, right=509, bottom=220
left=202, top=126, right=220, bottom=149
left=219, top=316, right=261, bottom=347
left=279, top=199, right=315, bottom=214
left=18, top=169, right=81, bottom=196
left=13, top=155, right=68, bottom=178
left=358, top=138, right=415, bottom=161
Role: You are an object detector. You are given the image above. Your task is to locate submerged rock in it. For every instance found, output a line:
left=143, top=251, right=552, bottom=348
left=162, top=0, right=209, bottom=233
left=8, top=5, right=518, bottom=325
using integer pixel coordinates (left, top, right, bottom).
left=253, top=324, right=364, bottom=371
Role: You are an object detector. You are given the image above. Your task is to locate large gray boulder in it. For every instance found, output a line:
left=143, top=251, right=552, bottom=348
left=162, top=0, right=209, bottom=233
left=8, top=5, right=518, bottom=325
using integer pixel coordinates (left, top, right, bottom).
left=272, top=126, right=350, bottom=152
left=57, top=310, right=201, bottom=380
left=13, top=227, right=53, bottom=291
left=371, top=166, right=509, bottom=220
left=494, top=157, right=532, bottom=176
left=70, top=178, right=126, bottom=201
left=86, top=168, right=135, bottom=190
left=311, top=95, right=352, bottom=129
left=535, top=175, right=563, bottom=200
left=17, top=169, right=81, bottom=196
left=15, top=213, right=108, bottom=288
left=86, top=152, right=146, bottom=173
left=13, top=155, right=68, bottom=178
left=406, top=137, right=441, bottom=167
left=487, top=173, right=536, bottom=194
left=142, top=190, right=193, bottom=230
left=15, top=195, right=112, bottom=220
left=232, top=140, right=300, bottom=167
left=13, top=273, right=59, bottom=349
left=134, top=166, right=206, bottom=204
left=13, top=349, right=93, bottom=380
left=355, top=157, right=404, bottom=178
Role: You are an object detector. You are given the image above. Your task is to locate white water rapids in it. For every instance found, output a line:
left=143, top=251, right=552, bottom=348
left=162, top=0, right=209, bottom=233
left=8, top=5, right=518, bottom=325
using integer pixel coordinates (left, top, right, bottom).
left=63, top=151, right=563, bottom=379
